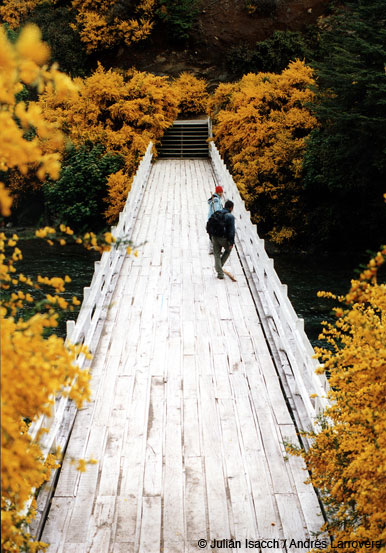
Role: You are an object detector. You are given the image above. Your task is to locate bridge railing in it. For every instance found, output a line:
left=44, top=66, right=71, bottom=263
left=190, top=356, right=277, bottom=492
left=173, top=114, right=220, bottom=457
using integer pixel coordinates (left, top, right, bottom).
left=209, top=142, right=329, bottom=432
left=29, top=142, right=153, bottom=535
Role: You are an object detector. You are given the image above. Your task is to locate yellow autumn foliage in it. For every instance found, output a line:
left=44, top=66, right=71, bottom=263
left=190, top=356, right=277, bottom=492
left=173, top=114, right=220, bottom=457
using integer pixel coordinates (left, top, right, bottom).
left=0, top=0, right=49, bottom=29
left=1, top=312, right=91, bottom=552
left=71, top=0, right=155, bottom=53
left=0, top=26, right=90, bottom=553
left=289, top=247, right=386, bottom=551
left=0, top=25, right=76, bottom=181
left=105, top=169, right=131, bottom=223
left=173, top=72, right=209, bottom=116
left=0, top=0, right=154, bottom=53
left=208, top=60, right=318, bottom=244
left=39, top=64, right=179, bottom=222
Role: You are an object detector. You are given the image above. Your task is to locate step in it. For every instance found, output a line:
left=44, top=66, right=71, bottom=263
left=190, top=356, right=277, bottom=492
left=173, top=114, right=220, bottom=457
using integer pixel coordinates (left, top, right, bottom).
left=159, top=120, right=209, bottom=158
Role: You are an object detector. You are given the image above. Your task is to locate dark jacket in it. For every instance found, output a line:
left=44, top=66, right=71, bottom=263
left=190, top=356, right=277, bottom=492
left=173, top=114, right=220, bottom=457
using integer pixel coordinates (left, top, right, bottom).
left=218, top=207, right=235, bottom=245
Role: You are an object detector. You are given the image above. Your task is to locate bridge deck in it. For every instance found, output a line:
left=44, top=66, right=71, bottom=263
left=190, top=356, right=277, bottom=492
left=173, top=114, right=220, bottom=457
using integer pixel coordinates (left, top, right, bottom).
left=42, top=160, right=322, bottom=553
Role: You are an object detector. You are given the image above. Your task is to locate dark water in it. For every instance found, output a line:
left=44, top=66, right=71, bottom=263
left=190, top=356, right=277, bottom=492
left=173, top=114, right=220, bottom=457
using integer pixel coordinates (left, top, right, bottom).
left=273, top=251, right=369, bottom=348
left=12, top=237, right=99, bottom=337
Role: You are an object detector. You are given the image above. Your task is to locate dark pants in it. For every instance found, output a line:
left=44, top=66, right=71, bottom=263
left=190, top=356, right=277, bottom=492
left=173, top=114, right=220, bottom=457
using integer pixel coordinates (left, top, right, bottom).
left=211, top=236, right=232, bottom=278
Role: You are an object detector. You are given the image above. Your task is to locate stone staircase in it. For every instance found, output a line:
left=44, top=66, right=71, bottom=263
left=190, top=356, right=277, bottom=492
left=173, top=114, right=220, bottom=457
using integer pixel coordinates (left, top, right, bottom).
left=158, top=119, right=209, bottom=159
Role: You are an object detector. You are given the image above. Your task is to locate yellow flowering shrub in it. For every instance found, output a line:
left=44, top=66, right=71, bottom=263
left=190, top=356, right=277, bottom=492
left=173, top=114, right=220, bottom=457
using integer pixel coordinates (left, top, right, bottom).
left=71, top=0, right=155, bottom=53
left=1, top=311, right=90, bottom=552
left=0, top=0, right=49, bottom=29
left=289, top=247, right=386, bottom=550
left=0, top=25, right=76, bottom=181
left=173, top=72, right=209, bottom=116
left=0, top=0, right=154, bottom=54
left=0, top=26, right=91, bottom=552
left=208, top=60, right=318, bottom=243
left=0, top=23, right=77, bottom=208
left=0, top=182, right=13, bottom=217
left=39, top=65, right=179, bottom=222
left=104, top=169, right=130, bottom=223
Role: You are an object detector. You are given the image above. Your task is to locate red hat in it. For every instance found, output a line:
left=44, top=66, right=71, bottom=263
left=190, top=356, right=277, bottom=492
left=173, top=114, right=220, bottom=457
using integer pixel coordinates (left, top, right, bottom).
left=215, top=186, right=223, bottom=194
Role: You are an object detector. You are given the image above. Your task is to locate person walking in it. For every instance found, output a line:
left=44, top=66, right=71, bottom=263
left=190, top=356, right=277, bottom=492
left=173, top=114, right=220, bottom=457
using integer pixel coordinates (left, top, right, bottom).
left=210, top=200, right=235, bottom=280
left=207, top=186, right=223, bottom=254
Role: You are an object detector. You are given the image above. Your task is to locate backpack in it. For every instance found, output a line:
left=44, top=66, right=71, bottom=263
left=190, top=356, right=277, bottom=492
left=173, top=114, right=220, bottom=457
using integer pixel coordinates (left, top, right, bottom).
left=206, top=210, right=226, bottom=237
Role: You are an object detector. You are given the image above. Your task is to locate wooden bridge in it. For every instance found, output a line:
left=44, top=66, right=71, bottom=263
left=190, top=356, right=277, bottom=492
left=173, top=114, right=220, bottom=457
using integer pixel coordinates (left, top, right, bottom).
left=30, top=122, right=330, bottom=553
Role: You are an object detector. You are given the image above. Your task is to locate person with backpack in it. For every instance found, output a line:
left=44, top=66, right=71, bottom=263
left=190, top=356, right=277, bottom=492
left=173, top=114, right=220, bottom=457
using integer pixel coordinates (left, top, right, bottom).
left=207, top=186, right=223, bottom=254
left=206, top=199, right=235, bottom=280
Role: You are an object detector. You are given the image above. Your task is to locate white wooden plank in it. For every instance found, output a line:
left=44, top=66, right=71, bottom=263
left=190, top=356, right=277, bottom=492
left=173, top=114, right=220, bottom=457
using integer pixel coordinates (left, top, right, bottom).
left=143, top=377, right=164, bottom=497
left=215, top=281, right=232, bottom=320
left=98, top=411, right=125, bottom=496
left=196, top=331, right=212, bottom=376
left=112, top=545, right=135, bottom=553
left=183, top=320, right=195, bottom=355
left=166, top=334, right=182, bottom=380
left=92, top=353, right=120, bottom=425
left=184, top=456, right=207, bottom=541
left=62, top=545, right=86, bottom=553
left=42, top=498, right=73, bottom=552
left=121, top=345, right=138, bottom=375
left=183, top=398, right=201, bottom=457
left=199, top=376, right=231, bottom=538
left=168, top=306, right=181, bottom=336
left=54, top=409, right=92, bottom=497
left=275, top=493, right=309, bottom=552
left=75, top=424, right=106, bottom=496
left=64, top=495, right=94, bottom=543
left=251, top=404, right=294, bottom=494
left=230, top=376, right=283, bottom=537
left=298, top=490, right=325, bottom=536
left=163, top=453, right=185, bottom=549
left=217, top=399, right=257, bottom=538
left=220, top=319, right=242, bottom=373
left=112, top=375, right=134, bottom=410
left=182, top=354, right=198, bottom=398
left=120, top=374, right=151, bottom=497
left=87, top=496, right=115, bottom=553
left=115, top=496, right=138, bottom=543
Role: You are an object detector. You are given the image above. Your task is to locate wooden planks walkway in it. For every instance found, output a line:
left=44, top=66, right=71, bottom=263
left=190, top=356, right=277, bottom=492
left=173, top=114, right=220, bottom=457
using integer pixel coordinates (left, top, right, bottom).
left=42, top=160, right=323, bottom=553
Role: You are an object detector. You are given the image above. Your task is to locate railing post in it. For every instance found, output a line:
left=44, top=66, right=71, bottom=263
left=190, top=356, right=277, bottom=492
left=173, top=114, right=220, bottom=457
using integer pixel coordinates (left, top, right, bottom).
left=66, top=320, right=75, bottom=341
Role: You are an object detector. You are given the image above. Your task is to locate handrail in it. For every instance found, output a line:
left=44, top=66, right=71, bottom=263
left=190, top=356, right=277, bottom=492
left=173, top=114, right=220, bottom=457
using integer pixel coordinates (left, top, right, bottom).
left=209, top=141, right=329, bottom=432
left=28, top=142, right=153, bottom=535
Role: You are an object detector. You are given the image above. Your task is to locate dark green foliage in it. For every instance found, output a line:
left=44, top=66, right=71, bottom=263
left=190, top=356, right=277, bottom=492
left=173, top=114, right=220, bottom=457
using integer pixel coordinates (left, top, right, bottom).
left=2, top=22, right=19, bottom=43
left=156, top=0, right=199, bottom=42
left=226, top=30, right=314, bottom=78
left=303, top=0, right=386, bottom=248
left=28, top=3, right=89, bottom=77
left=43, top=144, right=124, bottom=231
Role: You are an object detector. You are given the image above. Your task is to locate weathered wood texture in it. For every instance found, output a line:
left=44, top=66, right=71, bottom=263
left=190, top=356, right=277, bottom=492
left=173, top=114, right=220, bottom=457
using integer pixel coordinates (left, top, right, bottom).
left=41, top=159, right=323, bottom=552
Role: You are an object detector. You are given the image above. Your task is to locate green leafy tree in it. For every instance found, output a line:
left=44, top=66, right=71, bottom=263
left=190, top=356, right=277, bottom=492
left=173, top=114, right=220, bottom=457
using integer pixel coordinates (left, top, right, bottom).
left=226, top=30, right=313, bottom=78
left=43, top=144, right=124, bottom=231
left=156, top=0, right=199, bottom=41
left=303, top=0, right=386, bottom=248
